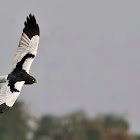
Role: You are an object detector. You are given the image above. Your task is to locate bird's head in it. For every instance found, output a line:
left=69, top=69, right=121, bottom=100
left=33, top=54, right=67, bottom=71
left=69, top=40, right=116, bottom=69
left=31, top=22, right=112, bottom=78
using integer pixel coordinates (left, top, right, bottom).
left=28, top=76, right=37, bottom=84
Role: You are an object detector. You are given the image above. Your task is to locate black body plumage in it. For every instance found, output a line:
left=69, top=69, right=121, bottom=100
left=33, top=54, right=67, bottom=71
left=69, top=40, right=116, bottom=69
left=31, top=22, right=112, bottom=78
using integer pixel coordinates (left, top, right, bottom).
left=8, top=69, right=36, bottom=92
left=8, top=53, right=36, bottom=93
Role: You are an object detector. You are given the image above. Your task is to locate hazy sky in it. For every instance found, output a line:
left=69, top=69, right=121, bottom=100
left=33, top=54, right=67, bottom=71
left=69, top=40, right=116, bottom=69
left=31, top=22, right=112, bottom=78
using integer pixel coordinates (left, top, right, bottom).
left=0, top=0, right=140, bottom=133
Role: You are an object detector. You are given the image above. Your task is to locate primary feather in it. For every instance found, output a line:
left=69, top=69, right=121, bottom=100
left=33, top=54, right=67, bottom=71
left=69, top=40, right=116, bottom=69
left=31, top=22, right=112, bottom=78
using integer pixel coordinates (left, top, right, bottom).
left=0, top=14, right=40, bottom=113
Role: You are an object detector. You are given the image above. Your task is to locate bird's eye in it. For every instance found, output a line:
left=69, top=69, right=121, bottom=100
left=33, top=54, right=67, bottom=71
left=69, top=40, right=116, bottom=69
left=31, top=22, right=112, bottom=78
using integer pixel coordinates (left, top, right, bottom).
left=32, top=80, right=34, bottom=82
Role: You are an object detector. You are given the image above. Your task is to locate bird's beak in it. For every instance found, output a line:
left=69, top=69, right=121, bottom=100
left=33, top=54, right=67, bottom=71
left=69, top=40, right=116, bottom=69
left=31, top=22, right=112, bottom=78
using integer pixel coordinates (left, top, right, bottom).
left=35, top=81, right=37, bottom=83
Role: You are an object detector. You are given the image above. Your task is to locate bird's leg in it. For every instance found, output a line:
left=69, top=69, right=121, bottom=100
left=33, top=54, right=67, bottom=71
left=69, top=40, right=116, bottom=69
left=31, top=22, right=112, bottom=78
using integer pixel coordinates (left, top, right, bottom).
left=0, top=75, right=7, bottom=83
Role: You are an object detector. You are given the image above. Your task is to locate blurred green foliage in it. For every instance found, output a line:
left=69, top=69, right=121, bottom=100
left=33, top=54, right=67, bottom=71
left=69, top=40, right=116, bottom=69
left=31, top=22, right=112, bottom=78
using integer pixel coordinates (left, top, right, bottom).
left=0, top=102, right=29, bottom=140
left=0, top=102, right=139, bottom=140
left=34, top=111, right=135, bottom=140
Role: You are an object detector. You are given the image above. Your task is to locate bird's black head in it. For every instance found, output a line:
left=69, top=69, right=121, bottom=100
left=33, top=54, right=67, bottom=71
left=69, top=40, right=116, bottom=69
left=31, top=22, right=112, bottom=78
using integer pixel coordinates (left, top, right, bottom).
left=25, top=75, right=36, bottom=84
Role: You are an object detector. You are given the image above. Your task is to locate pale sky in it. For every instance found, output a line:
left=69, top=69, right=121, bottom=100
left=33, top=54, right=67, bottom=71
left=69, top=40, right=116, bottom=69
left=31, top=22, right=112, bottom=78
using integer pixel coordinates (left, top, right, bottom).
left=0, top=0, right=140, bottom=133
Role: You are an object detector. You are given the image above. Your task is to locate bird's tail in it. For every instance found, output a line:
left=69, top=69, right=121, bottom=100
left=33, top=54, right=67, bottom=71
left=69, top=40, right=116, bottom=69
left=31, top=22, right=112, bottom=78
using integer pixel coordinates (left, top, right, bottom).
left=0, top=75, right=7, bottom=83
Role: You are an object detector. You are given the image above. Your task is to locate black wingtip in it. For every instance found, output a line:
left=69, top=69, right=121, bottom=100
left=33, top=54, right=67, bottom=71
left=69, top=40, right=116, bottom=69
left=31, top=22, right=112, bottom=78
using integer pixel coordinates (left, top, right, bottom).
left=0, top=103, right=10, bottom=114
left=23, top=14, right=40, bottom=40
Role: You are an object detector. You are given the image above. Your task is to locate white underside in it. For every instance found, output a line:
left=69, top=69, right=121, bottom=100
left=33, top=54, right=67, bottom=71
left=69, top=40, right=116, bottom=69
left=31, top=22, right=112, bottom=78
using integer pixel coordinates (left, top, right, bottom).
left=0, top=81, right=24, bottom=107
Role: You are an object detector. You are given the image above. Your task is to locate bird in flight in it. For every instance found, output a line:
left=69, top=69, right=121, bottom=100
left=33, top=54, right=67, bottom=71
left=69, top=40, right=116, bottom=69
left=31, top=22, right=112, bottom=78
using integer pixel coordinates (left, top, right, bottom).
left=0, top=14, right=40, bottom=114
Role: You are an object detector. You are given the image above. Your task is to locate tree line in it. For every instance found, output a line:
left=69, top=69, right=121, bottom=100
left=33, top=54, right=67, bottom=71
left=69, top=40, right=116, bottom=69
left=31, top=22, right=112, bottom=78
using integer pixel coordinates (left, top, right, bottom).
left=0, top=102, right=139, bottom=140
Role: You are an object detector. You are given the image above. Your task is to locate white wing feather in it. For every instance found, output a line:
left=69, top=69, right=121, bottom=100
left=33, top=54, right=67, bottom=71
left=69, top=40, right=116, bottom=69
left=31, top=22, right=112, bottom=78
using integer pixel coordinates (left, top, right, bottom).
left=0, top=81, right=24, bottom=107
left=12, top=33, right=39, bottom=73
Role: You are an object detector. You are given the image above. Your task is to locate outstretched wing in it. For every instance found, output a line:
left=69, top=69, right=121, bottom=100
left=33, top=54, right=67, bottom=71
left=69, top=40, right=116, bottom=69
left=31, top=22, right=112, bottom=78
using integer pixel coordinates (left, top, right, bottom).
left=12, top=14, right=40, bottom=73
left=0, top=81, right=24, bottom=113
